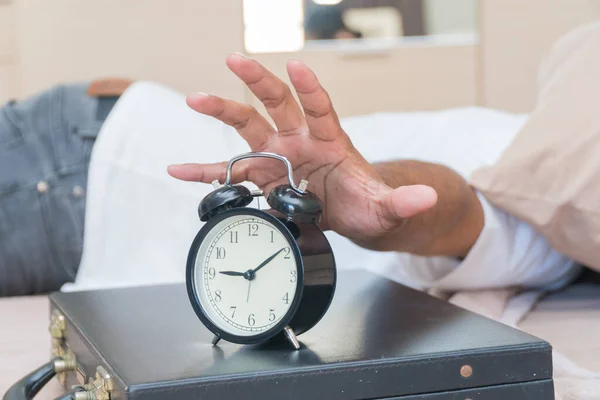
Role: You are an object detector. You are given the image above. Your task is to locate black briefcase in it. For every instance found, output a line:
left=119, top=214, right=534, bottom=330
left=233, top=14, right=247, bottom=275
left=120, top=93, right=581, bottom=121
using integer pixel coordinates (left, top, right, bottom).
left=4, top=270, right=554, bottom=400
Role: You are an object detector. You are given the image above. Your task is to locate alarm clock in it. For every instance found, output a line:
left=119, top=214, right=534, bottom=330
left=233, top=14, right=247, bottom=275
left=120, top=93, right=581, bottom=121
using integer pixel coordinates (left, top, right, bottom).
left=186, top=152, right=336, bottom=350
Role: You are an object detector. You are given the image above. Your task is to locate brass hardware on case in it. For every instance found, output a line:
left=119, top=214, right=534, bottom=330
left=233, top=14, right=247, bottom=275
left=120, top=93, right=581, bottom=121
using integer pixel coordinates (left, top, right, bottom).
left=48, top=310, right=114, bottom=398
left=460, top=364, right=473, bottom=378
left=49, top=310, right=77, bottom=385
left=74, top=366, right=114, bottom=400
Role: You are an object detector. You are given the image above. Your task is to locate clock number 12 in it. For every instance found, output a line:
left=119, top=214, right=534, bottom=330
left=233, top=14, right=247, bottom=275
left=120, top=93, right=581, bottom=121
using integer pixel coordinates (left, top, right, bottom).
left=248, top=224, right=259, bottom=236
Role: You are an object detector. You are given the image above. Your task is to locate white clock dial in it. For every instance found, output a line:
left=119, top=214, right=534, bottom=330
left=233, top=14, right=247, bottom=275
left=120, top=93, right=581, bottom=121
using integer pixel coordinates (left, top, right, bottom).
left=194, top=214, right=300, bottom=337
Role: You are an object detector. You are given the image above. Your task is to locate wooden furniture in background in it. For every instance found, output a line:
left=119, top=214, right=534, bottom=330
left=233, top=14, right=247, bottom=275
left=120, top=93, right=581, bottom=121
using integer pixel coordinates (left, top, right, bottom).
left=249, top=37, right=479, bottom=119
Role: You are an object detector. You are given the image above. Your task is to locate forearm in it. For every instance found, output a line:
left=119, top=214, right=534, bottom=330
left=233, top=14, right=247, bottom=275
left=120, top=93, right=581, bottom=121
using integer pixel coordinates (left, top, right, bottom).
left=370, top=160, right=484, bottom=258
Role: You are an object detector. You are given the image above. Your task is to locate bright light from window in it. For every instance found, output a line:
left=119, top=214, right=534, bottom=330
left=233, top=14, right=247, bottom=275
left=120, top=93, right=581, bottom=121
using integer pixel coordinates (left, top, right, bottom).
left=313, top=0, right=343, bottom=4
left=243, top=0, right=304, bottom=53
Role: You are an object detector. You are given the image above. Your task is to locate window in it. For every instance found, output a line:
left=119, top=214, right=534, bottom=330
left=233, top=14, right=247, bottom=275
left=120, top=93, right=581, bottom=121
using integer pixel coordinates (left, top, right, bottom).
left=243, top=0, right=305, bottom=53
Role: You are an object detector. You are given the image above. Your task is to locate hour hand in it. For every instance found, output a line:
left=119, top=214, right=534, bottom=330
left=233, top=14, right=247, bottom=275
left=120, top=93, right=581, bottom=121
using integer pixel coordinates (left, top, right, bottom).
left=219, top=270, right=245, bottom=277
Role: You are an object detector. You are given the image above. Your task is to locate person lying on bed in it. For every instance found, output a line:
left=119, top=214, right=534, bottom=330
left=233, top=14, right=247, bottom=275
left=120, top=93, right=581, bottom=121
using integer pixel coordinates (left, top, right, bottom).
left=0, top=54, right=579, bottom=297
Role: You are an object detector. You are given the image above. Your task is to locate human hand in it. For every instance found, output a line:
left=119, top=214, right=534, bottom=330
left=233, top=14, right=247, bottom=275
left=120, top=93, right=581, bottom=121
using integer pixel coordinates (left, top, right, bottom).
left=168, top=54, right=437, bottom=250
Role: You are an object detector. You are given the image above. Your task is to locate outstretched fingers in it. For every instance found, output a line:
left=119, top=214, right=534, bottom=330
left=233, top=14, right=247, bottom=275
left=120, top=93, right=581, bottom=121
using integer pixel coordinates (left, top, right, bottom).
left=186, top=93, right=275, bottom=151
left=167, top=161, right=250, bottom=185
left=286, top=59, right=344, bottom=142
left=226, top=53, right=308, bottom=136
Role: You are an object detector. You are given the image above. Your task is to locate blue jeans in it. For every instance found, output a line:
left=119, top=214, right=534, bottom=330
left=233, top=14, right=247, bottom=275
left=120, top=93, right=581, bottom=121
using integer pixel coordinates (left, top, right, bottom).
left=0, top=84, right=117, bottom=296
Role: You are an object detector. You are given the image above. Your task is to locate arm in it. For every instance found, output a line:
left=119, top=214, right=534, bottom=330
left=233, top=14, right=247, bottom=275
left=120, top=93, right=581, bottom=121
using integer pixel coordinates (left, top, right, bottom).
left=369, top=160, right=484, bottom=257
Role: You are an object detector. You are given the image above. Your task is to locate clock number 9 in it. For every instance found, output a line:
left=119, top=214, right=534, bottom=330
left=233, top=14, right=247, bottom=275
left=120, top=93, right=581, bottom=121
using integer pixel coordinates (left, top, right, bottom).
left=248, top=314, right=256, bottom=326
left=290, top=270, right=297, bottom=283
left=208, top=268, right=216, bottom=280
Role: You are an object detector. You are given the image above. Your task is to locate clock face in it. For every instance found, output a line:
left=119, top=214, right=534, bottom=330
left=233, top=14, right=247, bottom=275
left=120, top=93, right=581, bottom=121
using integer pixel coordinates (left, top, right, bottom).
left=191, top=211, right=302, bottom=339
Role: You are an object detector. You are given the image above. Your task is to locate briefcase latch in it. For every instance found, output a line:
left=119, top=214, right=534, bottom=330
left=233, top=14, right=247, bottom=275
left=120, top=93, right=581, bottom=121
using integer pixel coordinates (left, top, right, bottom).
left=49, top=310, right=77, bottom=386
left=74, top=366, right=115, bottom=400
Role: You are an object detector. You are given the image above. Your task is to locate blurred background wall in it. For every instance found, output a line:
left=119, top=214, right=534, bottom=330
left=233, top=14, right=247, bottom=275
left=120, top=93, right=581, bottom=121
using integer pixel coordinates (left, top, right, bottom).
left=0, top=0, right=599, bottom=115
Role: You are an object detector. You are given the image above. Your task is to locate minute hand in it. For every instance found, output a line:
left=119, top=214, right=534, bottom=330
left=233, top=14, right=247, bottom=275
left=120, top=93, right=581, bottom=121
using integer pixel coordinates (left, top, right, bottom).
left=252, top=248, right=286, bottom=274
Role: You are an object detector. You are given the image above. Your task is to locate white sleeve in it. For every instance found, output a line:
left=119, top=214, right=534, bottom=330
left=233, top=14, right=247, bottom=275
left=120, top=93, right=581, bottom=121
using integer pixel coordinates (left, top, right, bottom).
left=393, top=192, right=581, bottom=292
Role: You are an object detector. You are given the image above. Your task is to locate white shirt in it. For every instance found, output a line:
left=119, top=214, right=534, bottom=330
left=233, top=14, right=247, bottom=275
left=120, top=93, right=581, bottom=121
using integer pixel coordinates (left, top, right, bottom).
left=65, top=82, right=579, bottom=293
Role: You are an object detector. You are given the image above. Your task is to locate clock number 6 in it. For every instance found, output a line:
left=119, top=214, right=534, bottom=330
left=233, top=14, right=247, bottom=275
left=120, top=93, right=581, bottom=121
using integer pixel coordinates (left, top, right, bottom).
left=248, top=314, right=256, bottom=326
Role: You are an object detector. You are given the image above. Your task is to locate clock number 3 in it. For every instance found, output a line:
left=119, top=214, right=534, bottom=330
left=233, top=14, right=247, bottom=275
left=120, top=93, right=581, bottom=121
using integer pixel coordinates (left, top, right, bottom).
left=290, top=270, right=297, bottom=283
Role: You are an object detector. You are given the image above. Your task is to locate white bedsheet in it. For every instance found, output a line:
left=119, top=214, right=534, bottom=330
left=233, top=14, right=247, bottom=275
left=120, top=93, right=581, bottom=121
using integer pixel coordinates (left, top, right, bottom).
left=65, top=81, right=575, bottom=293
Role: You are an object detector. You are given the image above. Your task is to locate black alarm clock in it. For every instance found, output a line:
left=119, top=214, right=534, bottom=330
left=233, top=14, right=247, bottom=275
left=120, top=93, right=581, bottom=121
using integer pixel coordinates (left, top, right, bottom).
left=186, top=152, right=336, bottom=350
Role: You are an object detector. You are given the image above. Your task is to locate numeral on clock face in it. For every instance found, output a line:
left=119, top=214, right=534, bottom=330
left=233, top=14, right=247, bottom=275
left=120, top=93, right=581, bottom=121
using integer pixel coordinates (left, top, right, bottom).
left=248, top=224, right=259, bottom=236
left=198, top=215, right=299, bottom=337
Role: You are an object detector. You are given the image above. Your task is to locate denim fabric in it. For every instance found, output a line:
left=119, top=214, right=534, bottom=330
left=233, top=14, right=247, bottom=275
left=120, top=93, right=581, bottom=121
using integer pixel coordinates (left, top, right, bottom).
left=0, top=84, right=117, bottom=296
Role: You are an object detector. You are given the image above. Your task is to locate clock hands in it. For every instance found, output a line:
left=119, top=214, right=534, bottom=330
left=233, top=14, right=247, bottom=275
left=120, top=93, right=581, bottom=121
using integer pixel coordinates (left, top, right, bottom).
left=217, top=248, right=286, bottom=281
left=246, top=280, right=252, bottom=303
left=219, top=270, right=246, bottom=277
left=251, top=248, right=286, bottom=274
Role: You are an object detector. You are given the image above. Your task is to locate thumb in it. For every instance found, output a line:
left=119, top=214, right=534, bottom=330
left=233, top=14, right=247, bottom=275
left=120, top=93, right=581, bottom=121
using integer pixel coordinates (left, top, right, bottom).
left=380, top=185, right=438, bottom=223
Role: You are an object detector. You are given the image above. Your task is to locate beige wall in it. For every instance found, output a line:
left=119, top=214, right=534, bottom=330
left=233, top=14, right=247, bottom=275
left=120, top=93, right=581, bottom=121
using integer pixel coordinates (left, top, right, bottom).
left=480, top=0, right=600, bottom=112
left=6, top=0, right=600, bottom=116
left=13, top=0, right=246, bottom=101
left=0, top=1, right=17, bottom=103
left=249, top=40, right=479, bottom=119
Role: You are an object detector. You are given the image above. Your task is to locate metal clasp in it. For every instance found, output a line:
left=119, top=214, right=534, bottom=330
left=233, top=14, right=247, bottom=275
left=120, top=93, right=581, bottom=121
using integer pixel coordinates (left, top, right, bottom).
left=50, top=310, right=77, bottom=386
left=224, top=152, right=308, bottom=194
left=74, top=366, right=114, bottom=400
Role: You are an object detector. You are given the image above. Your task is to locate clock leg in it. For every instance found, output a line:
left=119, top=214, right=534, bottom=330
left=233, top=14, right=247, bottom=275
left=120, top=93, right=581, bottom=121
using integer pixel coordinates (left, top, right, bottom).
left=283, top=326, right=300, bottom=350
left=212, top=335, right=222, bottom=345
